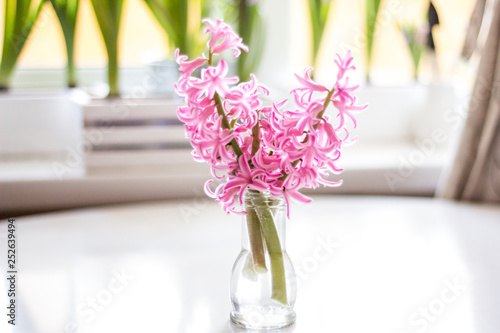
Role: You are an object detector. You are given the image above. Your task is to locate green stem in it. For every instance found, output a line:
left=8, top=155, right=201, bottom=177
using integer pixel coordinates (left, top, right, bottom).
left=278, top=84, right=335, bottom=183
left=245, top=203, right=268, bottom=274
left=213, top=92, right=243, bottom=158
left=252, top=192, right=288, bottom=305
left=107, top=44, right=119, bottom=97
left=66, top=39, right=77, bottom=88
left=0, top=63, right=14, bottom=89
left=211, top=49, right=266, bottom=278
left=213, top=92, right=231, bottom=128
left=313, top=87, right=335, bottom=130
left=365, top=0, right=382, bottom=82
left=90, top=0, right=123, bottom=97
left=251, top=114, right=260, bottom=156
left=51, top=0, right=79, bottom=88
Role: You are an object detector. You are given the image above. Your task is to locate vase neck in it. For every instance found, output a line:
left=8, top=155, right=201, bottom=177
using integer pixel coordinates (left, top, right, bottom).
left=241, top=190, right=287, bottom=251
left=241, top=216, right=286, bottom=250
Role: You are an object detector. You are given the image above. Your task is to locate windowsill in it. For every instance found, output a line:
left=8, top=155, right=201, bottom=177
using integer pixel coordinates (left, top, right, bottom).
left=0, top=141, right=448, bottom=218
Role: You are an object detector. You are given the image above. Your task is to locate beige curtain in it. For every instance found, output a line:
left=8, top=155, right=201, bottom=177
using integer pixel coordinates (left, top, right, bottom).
left=440, top=0, right=500, bottom=202
left=462, top=0, right=487, bottom=59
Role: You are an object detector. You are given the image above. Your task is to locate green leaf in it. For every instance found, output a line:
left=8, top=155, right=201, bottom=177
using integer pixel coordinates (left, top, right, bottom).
left=144, top=0, right=208, bottom=58
left=365, top=0, right=382, bottom=81
left=307, top=0, right=333, bottom=72
left=398, top=23, right=426, bottom=80
left=90, top=0, right=124, bottom=96
left=237, top=1, right=264, bottom=81
left=0, top=0, right=47, bottom=89
left=50, top=0, right=79, bottom=87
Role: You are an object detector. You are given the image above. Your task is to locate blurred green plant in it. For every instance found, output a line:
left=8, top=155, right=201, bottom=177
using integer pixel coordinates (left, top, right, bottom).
left=144, top=0, right=209, bottom=59
left=235, top=0, right=263, bottom=82
left=90, top=0, right=124, bottom=97
left=398, top=23, right=427, bottom=80
left=0, top=0, right=46, bottom=90
left=221, top=0, right=264, bottom=82
left=307, top=0, right=333, bottom=75
left=50, top=0, right=79, bottom=88
left=365, top=0, right=382, bottom=83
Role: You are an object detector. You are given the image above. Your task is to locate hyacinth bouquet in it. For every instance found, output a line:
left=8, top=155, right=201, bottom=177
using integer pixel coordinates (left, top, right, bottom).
left=174, top=19, right=365, bottom=326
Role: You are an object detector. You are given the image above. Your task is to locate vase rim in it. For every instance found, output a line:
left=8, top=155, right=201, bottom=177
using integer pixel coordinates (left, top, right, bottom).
left=243, top=188, right=286, bottom=208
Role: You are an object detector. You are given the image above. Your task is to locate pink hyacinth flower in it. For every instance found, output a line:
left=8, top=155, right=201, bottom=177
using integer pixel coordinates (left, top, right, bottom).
left=293, top=68, right=329, bottom=94
left=191, top=59, right=239, bottom=99
left=175, top=49, right=207, bottom=78
left=202, top=18, right=249, bottom=57
left=334, top=50, right=356, bottom=80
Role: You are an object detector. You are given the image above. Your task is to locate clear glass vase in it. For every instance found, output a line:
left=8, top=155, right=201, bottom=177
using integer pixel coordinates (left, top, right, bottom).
left=230, top=190, right=297, bottom=329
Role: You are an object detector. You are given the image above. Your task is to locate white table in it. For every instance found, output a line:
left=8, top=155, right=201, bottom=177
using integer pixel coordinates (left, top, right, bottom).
left=1, top=196, right=500, bottom=333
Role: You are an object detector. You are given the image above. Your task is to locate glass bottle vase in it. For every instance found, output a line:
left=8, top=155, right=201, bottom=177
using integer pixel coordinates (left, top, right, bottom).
left=230, top=190, right=297, bottom=329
